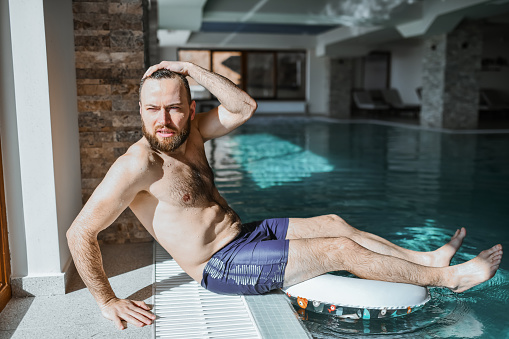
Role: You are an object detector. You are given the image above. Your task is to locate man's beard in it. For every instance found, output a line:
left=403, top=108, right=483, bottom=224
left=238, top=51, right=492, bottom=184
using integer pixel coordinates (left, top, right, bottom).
left=142, top=117, right=191, bottom=152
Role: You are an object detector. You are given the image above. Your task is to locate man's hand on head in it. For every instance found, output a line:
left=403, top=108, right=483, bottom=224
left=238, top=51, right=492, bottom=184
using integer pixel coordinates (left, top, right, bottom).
left=100, top=298, right=156, bottom=330
left=144, top=61, right=190, bottom=78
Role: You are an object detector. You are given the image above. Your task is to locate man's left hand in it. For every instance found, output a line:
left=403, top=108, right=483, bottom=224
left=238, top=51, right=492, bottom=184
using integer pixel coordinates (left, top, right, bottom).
left=143, top=61, right=190, bottom=78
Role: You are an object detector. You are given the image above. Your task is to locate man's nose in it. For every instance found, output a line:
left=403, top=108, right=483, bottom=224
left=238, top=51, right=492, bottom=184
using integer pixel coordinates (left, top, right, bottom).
left=156, top=109, right=171, bottom=125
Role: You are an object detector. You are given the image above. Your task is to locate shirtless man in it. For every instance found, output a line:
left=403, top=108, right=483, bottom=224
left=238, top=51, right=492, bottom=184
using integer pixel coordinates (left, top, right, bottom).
left=66, top=61, right=503, bottom=330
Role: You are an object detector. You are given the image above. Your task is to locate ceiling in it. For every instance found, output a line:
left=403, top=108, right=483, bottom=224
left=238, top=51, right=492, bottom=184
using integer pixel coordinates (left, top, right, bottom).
left=156, top=0, right=509, bottom=56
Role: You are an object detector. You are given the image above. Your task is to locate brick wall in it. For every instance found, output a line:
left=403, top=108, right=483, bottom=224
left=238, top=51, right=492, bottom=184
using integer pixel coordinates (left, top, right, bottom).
left=73, top=0, right=153, bottom=243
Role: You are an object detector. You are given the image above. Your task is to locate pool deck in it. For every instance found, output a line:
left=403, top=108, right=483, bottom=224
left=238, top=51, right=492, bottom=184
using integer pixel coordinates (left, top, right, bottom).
left=0, top=242, right=154, bottom=339
left=253, top=112, right=509, bottom=133
left=0, top=242, right=310, bottom=339
left=153, top=243, right=310, bottom=339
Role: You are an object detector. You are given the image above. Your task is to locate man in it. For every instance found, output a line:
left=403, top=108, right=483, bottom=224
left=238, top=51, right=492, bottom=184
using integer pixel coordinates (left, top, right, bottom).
left=67, top=61, right=503, bottom=330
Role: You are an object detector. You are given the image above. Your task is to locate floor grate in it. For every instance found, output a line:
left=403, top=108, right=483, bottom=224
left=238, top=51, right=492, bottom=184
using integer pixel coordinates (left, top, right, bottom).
left=154, top=243, right=261, bottom=339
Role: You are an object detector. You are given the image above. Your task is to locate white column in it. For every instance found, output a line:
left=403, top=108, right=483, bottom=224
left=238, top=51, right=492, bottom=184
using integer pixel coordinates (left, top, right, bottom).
left=0, top=0, right=82, bottom=296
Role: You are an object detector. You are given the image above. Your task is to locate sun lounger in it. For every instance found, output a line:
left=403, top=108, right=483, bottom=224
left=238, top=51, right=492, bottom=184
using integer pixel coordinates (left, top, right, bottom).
left=352, top=91, right=390, bottom=112
left=381, top=89, right=420, bottom=111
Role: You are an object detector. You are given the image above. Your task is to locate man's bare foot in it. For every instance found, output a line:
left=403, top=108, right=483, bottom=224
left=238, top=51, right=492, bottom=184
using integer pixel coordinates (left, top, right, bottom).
left=429, top=227, right=466, bottom=267
left=448, top=244, right=503, bottom=293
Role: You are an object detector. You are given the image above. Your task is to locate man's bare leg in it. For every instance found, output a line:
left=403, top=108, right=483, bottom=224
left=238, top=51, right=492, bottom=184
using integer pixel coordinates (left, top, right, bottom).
left=283, top=237, right=503, bottom=293
left=286, top=215, right=466, bottom=267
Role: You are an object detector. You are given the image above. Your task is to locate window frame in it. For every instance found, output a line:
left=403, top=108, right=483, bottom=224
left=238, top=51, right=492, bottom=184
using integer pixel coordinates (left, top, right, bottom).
left=177, top=48, right=307, bottom=101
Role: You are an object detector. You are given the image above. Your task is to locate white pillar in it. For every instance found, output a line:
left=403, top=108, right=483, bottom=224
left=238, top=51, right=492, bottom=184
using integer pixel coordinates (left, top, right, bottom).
left=0, top=0, right=82, bottom=296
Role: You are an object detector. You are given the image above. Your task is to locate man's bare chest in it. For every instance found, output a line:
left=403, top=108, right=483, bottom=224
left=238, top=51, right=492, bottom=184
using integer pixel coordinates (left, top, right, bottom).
left=150, top=157, right=216, bottom=206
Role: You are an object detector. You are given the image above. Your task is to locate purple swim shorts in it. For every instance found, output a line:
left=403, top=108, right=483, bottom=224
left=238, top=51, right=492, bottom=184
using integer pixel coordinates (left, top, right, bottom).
left=201, top=218, right=290, bottom=295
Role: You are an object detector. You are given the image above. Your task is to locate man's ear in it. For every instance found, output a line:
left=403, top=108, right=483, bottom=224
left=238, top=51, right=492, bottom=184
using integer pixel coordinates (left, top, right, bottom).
left=190, top=100, right=196, bottom=120
left=139, top=102, right=142, bottom=115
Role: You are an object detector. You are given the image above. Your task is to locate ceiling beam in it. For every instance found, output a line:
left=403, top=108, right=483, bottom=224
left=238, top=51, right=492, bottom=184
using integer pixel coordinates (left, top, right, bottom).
left=396, top=0, right=490, bottom=37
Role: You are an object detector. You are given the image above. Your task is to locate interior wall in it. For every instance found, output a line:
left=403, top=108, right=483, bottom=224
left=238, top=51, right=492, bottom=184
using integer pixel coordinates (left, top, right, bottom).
left=307, top=51, right=330, bottom=116
left=387, top=38, right=425, bottom=105
left=159, top=46, right=178, bottom=62
left=480, top=25, right=509, bottom=95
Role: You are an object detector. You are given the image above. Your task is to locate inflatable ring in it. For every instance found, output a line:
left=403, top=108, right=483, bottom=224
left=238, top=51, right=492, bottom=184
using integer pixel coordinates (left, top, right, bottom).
left=283, top=274, right=430, bottom=319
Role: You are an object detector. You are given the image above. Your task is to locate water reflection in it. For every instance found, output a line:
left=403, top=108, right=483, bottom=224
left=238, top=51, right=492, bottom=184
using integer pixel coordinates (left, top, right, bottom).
left=208, top=118, right=509, bottom=338
left=221, top=133, right=334, bottom=189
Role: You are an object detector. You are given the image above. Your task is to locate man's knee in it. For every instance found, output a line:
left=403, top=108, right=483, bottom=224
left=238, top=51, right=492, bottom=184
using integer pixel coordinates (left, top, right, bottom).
left=324, top=214, right=353, bottom=228
left=323, top=214, right=357, bottom=234
left=323, top=214, right=343, bottom=224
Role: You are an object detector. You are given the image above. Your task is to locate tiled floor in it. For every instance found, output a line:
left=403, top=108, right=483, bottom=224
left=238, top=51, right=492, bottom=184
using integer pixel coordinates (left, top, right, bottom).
left=0, top=242, right=154, bottom=339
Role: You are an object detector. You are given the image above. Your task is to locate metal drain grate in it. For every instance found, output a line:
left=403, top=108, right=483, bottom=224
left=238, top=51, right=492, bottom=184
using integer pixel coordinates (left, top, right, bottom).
left=154, top=243, right=261, bottom=339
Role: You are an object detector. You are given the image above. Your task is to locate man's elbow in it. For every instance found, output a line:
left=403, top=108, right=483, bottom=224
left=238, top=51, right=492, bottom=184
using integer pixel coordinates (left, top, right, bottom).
left=66, top=227, right=77, bottom=246
left=244, top=98, right=257, bottom=120
left=66, top=224, right=93, bottom=246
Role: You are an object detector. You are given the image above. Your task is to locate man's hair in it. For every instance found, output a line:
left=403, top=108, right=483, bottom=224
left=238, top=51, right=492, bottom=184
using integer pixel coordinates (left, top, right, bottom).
left=139, top=69, right=192, bottom=105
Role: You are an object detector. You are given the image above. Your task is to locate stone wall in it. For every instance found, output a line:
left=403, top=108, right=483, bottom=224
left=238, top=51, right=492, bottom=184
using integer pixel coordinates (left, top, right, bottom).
left=421, top=21, right=483, bottom=129
left=329, top=58, right=353, bottom=119
left=73, top=0, right=152, bottom=243
left=421, top=34, right=446, bottom=128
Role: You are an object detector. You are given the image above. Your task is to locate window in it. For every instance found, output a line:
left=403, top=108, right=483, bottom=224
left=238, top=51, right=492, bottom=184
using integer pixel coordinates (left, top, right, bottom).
left=277, top=52, right=306, bottom=99
left=247, top=52, right=275, bottom=98
left=212, top=51, right=243, bottom=87
left=178, top=50, right=212, bottom=100
left=178, top=49, right=306, bottom=100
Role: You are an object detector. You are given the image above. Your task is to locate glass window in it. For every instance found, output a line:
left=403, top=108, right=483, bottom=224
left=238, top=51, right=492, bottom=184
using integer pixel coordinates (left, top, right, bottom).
left=247, top=52, right=275, bottom=98
left=178, top=50, right=212, bottom=99
left=277, top=52, right=306, bottom=99
left=177, top=49, right=307, bottom=101
left=212, top=51, right=243, bottom=87
left=178, top=50, right=211, bottom=84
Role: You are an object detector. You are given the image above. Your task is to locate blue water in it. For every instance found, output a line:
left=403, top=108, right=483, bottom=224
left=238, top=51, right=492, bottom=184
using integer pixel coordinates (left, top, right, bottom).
left=207, top=117, right=509, bottom=338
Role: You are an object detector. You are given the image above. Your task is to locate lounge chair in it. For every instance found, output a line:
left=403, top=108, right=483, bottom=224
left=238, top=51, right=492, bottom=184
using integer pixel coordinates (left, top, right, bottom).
left=479, top=89, right=509, bottom=112
left=381, top=88, right=420, bottom=111
left=352, top=91, right=390, bottom=113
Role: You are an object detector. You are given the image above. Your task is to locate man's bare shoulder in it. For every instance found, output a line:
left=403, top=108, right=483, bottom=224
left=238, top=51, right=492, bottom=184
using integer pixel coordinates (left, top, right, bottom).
left=109, top=138, right=163, bottom=184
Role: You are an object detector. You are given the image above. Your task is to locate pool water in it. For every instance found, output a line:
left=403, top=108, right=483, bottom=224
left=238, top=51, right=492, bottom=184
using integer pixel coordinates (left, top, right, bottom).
left=206, top=117, right=509, bottom=338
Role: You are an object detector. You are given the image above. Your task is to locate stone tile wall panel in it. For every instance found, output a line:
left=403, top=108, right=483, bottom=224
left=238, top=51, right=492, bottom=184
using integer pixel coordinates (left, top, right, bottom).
left=421, top=21, right=482, bottom=129
left=73, top=0, right=151, bottom=244
left=329, top=58, right=353, bottom=119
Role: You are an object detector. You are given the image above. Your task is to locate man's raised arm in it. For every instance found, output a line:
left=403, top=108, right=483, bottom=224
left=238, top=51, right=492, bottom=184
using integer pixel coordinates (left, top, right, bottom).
left=66, top=153, right=155, bottom=330
left=144, top=61, right=257, bottom=141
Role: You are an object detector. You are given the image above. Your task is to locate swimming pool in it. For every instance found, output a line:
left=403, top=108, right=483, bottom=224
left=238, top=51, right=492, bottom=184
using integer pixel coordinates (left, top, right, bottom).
left=207, top=117, right=509, bottom=338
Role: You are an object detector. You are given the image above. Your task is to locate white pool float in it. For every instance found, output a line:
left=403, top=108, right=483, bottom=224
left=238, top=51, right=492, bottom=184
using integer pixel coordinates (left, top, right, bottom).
left=283, top=274, right=431, bottom=319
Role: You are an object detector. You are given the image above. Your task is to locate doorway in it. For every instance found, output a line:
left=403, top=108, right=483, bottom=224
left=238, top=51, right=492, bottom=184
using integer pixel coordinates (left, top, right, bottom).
left=0, top=138, right=11, bottom=311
